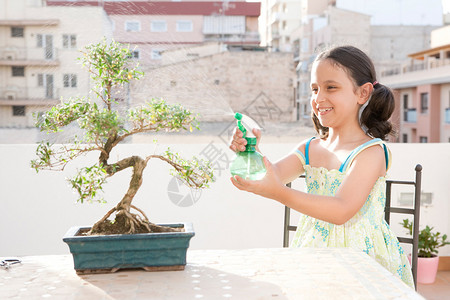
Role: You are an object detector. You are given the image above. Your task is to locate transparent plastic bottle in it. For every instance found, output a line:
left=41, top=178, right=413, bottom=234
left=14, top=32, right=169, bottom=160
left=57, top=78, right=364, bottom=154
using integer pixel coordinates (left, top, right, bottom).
left=230, top=113, right=266, bottom=180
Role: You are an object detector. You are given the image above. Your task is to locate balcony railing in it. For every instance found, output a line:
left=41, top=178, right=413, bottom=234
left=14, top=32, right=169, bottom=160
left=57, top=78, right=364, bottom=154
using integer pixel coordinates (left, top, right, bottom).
left=382, top=58, right=450, bottom=77
left=0, top=47, right=59, bottom=65
left=0, top=86, right=61, bottom=106
left=0, top=97, right=59, bottom=106
left=446, top=108, right=450, bottom=124
left=404, top=108, right=417, bottom=123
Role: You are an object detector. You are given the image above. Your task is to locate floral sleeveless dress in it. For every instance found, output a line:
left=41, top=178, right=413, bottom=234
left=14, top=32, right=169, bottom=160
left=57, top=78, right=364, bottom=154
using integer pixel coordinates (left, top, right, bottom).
left=291, top=137, right=414, bottom=288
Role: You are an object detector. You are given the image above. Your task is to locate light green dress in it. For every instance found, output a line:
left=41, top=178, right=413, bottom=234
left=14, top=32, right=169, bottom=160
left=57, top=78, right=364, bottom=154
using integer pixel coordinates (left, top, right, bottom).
left=291, top=137, right=414, bottom=288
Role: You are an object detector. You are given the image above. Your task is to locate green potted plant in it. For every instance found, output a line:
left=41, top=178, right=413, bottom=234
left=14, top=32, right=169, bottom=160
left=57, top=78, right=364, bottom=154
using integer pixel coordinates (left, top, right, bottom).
left=31, top=39, right=214, bottom=274
left=401, top=219, right=450, bottom=284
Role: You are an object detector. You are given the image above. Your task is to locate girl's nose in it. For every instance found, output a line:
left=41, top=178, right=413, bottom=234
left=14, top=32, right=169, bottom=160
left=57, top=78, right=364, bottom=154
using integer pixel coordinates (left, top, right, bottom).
left=315, top=91, right=326, bottom=103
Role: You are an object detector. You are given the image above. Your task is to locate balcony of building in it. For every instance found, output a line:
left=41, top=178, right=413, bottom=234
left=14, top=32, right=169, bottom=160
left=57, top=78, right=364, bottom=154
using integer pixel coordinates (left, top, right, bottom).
left=0, top=47, right=60, bottom=66
left=0, top=19, right=59, bottom=27
left=0, top=86, right=60, bottom=107
left=203, top=32, right=260, bottom=45
left=380, top=44, right=450, bottom=89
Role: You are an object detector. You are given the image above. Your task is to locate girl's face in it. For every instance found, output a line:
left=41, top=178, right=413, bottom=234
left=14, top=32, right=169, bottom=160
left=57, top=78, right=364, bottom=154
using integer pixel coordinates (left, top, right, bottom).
left=310, top=59, right=363, bottom=130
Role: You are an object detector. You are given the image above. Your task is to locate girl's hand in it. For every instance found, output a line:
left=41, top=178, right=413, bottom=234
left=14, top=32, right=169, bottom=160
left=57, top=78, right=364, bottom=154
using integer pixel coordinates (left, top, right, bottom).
left=230, top=157, right=284, bottom=200
left=229, top=128, right=262, bottom=152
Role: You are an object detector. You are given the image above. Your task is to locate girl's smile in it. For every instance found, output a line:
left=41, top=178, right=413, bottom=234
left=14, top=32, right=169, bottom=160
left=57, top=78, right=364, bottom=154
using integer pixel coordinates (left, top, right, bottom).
left=317, top=107, right=333, bottom=115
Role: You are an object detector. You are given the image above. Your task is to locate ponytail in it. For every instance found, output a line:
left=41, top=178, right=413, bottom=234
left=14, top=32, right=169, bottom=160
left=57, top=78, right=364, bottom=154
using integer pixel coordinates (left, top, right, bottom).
left=360, top=83, right=395, bottom=140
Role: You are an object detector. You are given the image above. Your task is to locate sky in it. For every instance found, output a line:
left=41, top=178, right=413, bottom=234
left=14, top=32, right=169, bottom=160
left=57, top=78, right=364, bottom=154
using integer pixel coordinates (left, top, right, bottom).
left=246, top=0, right=450, bottom=13
left=443, top=0, right=450, bottom=13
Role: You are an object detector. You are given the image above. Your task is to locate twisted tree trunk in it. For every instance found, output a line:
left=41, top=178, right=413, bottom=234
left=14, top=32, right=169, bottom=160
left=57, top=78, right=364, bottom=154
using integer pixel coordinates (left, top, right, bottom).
left=89, top=155, right=181, bottom=235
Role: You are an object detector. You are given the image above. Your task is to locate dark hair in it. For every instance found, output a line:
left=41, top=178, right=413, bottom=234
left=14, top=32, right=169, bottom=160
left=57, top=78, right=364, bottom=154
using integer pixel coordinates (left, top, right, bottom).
left=311, top=45, right=395, bottom=140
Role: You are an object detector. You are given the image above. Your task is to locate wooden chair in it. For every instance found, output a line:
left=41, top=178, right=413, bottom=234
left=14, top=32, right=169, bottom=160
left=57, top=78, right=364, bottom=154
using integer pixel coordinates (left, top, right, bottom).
left=283, top=164, right=422, bottom=290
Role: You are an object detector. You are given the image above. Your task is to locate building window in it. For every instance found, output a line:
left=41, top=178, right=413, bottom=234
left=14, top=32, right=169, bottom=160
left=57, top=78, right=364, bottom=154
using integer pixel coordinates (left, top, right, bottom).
left=125, top=21, right=140, bottom=32
left=37, top=34, right=43, bottom=47
left=151, top=20, right=167, bottom=32
left=63, top=74, right=77, bottom=88
left=11, top=27, right=24, bottom=37
left=403, top=94, right=408, bottom=109
left=419, top=136, right=428, bottom=143
left=301, top=38, right=308, bottom=53
left=176, top=20, right=193, bottom=32
left=37, top=74, right=44, bottom=86
left=12, top=66, right=25, bottom=77
left=128, top=50, right=140, bottom=59
left=12, top=106, right=26, bottom=116
left=402, top=134, right=408, bottom=143
left=151, top=49, right=162, bottom=60
left=420, top=92, right=428, bottom=114
left=403, top=94, right=408, bottom=121
left=62, top=34, right=77, bottom=49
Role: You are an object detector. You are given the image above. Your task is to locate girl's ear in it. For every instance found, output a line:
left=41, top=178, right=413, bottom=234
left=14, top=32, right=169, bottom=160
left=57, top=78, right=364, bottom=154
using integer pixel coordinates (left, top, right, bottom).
left=358, top=82, right=374, bottom=105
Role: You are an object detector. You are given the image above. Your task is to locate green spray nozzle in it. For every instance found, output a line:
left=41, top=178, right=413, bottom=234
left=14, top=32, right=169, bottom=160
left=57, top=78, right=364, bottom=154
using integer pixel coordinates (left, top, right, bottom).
left=234, top=112, right=261, bottom=147
left=235, top=113, right=247, bottom=138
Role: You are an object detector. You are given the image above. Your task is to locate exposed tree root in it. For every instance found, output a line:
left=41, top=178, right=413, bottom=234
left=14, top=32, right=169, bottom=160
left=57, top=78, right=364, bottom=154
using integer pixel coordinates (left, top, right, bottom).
left=87, top=205, right=183, bottom=236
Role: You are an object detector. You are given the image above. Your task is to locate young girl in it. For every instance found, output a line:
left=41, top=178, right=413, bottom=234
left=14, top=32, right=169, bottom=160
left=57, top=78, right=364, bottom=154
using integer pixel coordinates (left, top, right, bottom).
left=229, top=45, right=414, bottom=288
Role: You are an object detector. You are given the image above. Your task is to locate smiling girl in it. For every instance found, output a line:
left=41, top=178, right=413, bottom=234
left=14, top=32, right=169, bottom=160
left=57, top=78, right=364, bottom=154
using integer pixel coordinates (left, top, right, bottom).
left=229, top=45, right=414, bottom=288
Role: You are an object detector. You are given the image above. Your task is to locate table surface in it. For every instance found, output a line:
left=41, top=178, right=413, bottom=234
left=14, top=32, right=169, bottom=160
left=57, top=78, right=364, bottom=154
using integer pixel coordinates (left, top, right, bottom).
left=0, top=247, right=424, bottom=300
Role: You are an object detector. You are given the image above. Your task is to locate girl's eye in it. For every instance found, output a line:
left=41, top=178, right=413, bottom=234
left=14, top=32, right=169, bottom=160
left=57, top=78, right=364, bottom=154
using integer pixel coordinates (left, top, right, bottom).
left=311, top=88, right=318, bottom=93
left=327, top=86, right=336, bottom=90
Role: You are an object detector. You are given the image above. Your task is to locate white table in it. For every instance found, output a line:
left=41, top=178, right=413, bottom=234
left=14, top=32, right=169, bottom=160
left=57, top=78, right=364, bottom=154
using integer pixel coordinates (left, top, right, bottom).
left=0, top=247, right=423, bottom=299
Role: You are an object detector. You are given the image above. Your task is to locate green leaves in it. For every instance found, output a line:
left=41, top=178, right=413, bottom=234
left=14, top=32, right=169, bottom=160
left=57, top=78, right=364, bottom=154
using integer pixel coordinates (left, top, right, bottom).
left=163, top=148, right=214, bottom=189
left=31, top=141, right=97, bottom=172
left=35, top=98, right=90, bottom=133
left=79, top=38, right=143, bottom=106
left=68, top=164, right=108, bottom=203
left=78, top=102, right=126, bottom=143
left=34, top=98, right=126, bottom=144
left=401, top=219, right=450, bottom=257
left=128, top=98, right=199, bottom=133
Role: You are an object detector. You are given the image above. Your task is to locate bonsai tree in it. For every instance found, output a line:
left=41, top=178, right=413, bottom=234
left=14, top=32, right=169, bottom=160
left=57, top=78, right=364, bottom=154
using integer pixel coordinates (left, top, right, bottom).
left=401, top=219, right=450, bottom=257
left=31, top=39, right=214, bottom=235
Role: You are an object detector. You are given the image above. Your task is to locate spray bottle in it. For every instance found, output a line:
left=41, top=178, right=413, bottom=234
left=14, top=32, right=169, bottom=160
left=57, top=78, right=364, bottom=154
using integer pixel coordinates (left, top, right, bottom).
left=230, top=113, right=267, bottom=180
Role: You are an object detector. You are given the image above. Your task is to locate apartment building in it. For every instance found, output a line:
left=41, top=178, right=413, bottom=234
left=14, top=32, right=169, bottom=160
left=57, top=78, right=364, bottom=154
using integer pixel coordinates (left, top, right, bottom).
left=0, top=0, right=112, bottom=128
left=48, top=0, right=261, bottom=65
left=289, top=0, right=443, bottom=124
left=380, top=25, right=450, bottom=143
left=260, top=0, right=302, bottom=52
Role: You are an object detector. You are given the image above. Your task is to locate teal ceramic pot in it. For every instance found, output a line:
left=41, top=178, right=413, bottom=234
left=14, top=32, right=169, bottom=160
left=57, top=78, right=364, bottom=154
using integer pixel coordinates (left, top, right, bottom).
left=62, top=223, right=195, bottom=273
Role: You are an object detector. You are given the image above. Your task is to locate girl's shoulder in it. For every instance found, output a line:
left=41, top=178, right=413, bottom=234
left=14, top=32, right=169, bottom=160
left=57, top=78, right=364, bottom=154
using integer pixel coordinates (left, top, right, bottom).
left=343, top=138, right=391, bottom=174
left=293, top=137, right=318, bottom=154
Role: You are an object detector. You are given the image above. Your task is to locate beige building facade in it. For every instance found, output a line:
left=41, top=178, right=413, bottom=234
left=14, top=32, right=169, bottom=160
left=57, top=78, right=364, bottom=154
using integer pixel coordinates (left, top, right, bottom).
left=0, top=0, right=113, bottom=128
left=131, top=45, right=295, bottom=123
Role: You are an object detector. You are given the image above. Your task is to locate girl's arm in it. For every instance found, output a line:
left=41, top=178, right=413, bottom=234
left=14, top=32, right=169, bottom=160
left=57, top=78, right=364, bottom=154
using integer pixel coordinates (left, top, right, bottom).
left=271, top=141, right=307, bottom=184
left=231, top=145, right=386, bottom=225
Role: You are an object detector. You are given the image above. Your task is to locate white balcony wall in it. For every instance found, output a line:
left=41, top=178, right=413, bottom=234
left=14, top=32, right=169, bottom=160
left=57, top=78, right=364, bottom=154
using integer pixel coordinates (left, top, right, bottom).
left=0, top=142, right=449, bottom=257
left=203, top=16, right=246, bottom=34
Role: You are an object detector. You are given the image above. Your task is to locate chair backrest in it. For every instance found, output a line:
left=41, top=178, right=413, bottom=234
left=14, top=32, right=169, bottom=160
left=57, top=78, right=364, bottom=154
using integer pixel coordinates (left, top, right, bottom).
left=283, top=164, right=422, bottom=290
